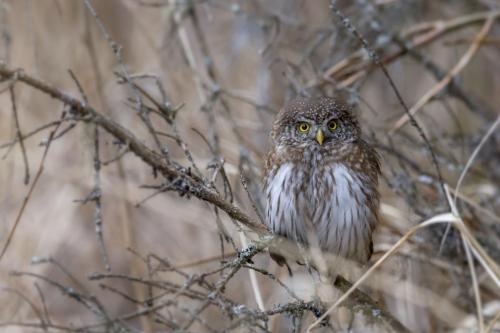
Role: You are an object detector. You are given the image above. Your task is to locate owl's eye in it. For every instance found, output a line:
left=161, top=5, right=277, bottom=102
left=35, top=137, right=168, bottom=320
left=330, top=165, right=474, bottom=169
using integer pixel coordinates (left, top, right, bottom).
left=297, top=122, right=310, bottom=133
left=327, top=120, right=337, bottom=131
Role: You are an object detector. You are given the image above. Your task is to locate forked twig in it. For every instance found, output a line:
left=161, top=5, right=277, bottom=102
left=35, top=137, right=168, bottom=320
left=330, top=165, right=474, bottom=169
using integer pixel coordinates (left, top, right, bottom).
left=0, top=119, right=63, bottom=260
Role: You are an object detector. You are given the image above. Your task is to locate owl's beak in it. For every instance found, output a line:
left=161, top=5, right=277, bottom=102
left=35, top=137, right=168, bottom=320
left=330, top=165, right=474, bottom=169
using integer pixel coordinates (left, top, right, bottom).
left=315, top=129, right=324, bottom=145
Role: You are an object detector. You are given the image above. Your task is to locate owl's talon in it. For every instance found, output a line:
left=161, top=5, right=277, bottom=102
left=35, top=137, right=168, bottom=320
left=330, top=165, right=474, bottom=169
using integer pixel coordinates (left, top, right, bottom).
left=269, top=251, right=293, bottom=276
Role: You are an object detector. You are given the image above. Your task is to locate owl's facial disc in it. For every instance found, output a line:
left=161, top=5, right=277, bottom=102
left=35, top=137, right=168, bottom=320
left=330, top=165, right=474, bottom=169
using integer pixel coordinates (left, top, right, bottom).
left=272, top=96, right=362, bottom=149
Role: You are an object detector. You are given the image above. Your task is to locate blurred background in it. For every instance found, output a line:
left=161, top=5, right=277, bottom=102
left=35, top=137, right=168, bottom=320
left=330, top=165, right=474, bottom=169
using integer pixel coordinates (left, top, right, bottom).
left=0, top=0, right=499, bottom=332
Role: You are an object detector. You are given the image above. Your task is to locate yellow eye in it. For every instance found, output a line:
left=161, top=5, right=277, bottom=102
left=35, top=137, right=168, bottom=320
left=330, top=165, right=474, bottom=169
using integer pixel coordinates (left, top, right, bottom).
left=297, top=122, right=310, bottom=133
left=328, top=120, right=337, bottom=131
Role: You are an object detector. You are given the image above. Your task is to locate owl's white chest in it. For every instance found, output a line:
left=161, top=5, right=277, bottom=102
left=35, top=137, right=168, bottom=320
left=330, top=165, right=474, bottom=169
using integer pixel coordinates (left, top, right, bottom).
left=265, top=162, right=376, bottom=262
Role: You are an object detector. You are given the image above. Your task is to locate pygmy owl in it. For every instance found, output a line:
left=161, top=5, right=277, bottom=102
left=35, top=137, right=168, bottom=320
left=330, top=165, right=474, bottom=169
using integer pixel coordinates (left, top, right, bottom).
left=264, top=96, right=380, bottom=266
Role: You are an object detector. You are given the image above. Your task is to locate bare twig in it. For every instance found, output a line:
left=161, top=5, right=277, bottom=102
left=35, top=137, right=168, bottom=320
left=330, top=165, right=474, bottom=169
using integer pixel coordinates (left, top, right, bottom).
left=0, top=116, right=63, bottom=260
left=329, top=0, right=448, bottom=206
left=0, top=63, right=267, bottom=234
left=9, top=85, right=30, bottom=184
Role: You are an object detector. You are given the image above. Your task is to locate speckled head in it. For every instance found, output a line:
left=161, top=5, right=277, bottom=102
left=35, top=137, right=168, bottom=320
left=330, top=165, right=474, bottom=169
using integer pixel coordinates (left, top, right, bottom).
left=271, top=96, right=361, bottom=147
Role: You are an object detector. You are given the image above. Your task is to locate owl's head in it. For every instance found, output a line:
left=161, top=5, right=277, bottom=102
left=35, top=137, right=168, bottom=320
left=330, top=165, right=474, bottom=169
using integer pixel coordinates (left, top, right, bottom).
left=271, top=96, right=361, bottom=148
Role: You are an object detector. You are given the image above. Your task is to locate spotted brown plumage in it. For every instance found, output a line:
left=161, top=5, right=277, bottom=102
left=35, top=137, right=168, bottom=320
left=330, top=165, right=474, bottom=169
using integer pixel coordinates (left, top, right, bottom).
left=264, top=96, right=380, bottom=266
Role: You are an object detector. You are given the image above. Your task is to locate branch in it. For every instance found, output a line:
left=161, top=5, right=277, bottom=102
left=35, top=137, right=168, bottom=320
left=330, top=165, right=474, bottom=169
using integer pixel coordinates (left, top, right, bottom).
left=334, top=276, right=412, bottom=333
left=0, top=63, right=267, bottom=234
left=0, top=62, right=411, bottom=332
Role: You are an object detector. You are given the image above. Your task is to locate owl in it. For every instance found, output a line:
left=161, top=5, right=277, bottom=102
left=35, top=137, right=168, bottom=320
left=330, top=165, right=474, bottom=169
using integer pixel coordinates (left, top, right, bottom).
left=264, top=96, right=380, bottom=266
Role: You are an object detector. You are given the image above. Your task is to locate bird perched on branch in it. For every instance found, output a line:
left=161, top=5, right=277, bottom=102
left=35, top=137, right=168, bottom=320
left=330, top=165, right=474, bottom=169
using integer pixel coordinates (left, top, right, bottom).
left=263, top=96, right=380, bottom=270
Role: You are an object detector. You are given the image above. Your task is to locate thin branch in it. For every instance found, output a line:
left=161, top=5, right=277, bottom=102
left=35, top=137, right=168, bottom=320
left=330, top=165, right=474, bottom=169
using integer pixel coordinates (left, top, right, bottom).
left=9, top=85, right=30, bottom=184
left=0, top=117, right=63, bottom=260
left=0, top=63, right=267, bottom=234
left=0, top=120, right=61, bottom=150
left=329, top=0, right=448, bottom=206
left=1, top=287, right=47, bottom=332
